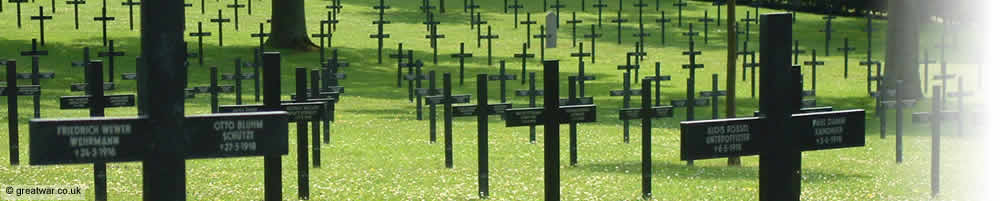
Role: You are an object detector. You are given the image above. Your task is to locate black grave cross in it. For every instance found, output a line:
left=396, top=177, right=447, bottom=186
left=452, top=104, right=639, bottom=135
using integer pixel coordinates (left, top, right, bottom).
left=792, top=40, right=805, bottom=64
left=909, top=86, right=954, bottom=197
left=933, top=61, right=956, bottom=107
left=819, top=15, right=836, bottom=56
left=3, top=60, right=43, bottom=165
left=479, top=26, right=499, bottom=65
left=508, top=0, right=523, bottom=28
left=93, top=6, right=115, bottom=47
left=699, top=74, right=726, bottom=119
left=740, top=10, right=756, bottom=41
left=10, top=0, right=27, bottom=28
left=804, top=50, right=826, bottom=95
left=467, top=1, right=481, bottom=29
left=416, top=71, right=442, bottom=142
left=221, top=58, right=256, bottom=105
left=311, top=21, right=332, bottom=63
left=836, top=38, right=855, bottom=79
left=551, top=0, right=566, bottom=28
left=400, top=52, right=424, bottom=102
left=744, top=52, right=759, bottom=98
left=502, top=61, right=598, bottom=200
left=322, top=10, right=339, bottom=36
left=422, top=11, right=441, bottom=33
left=656, top=11, right=671, bottom=46
left=583, top=24, right=601, bottom=64
left=390, top=44, right=408, bottom=87
left=533, top=25, right=549, bottom=61
left=121, top=0, right=140, bottom=30
left=634, top=0, right=650, bottom=47
left=405, top=62, right=428, bottom=120
left=566, top=12, right=583, bottom=47
left=250, top=23, right=269, bottom=51
left=560, top=76, right=595, bottom=166
left=611, top=71, right=642, bottom=143
left=673, top=0, right=687, bottom=27
left=593, top=0, right=607, bottom=27
left=612, top=9, right=628, bottom=44
left=455, top=74, right=512, bottom=199
left=98, top=40, right=126, bottom=83
left=488, top=61, right=517, bottom=103
left=424, top=73, right=472, bottom=168
left=921, top=49, right=936, bottom=93
left=420, top=0, right=436, bottom=13
left=620, top=78, right=674, bottom=199
left=514, top=43, right=535, bottom=85
left=572, top=43, right=596, bottom=96
left=425, top=17, right=445, bottom=64
left=520, top=12, right=538, bottom=48
left=628, top=41, right=648, bottom=69
left=226, top=0, right=245, bottom=31
left=514, top=72, right=544, bottom=143
left=647, top=62, right=671, bottom=106
left=681, top=14, right=868, bottom=201
left=474, top=12, right=487, bottom=47
left=29, top=6, right=53, bottom=46
left=749, top=0, right=761, bottom=23
left=371, top=0, right=392, bottom=64
left=193, top=67, right=236, bottom=113
left=698, top=10, right=713, bottom=44
left=616, top=54, right=639, bottom=86
left=17, top=39, right=55, bottom=119
left=189, top=22, right=212, bottom=66
left=712, top=0, right=724, bottom=26
left=737, top=40, right=753, bottom=81
left=450, top=43, right=473, bottom=86
left=210, top=10, right=231, bottom=47
left=66, top=0, right=86, bottom=29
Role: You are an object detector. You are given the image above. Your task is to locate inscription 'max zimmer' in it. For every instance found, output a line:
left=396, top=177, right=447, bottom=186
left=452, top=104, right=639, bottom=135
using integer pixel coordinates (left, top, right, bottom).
left=811, top=116, right=846, bottom=145
left=57, top=124, right=132, bottom=160
left=704, top=123, right=751, bottom=154
left=213, top=119, right=264, bottom=153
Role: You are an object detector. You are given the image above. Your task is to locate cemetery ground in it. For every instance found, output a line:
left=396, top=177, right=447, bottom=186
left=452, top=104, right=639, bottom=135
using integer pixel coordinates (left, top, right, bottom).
left=0, top=0, right=986, bottom=200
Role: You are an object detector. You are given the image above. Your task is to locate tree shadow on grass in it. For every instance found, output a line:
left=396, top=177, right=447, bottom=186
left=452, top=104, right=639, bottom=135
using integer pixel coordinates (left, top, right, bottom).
left=574, top=160, right=870, bottom=182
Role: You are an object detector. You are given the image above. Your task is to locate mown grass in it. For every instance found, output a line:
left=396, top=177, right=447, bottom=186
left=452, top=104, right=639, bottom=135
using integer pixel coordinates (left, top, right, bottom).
left=0, top=0, right=986, bottom=200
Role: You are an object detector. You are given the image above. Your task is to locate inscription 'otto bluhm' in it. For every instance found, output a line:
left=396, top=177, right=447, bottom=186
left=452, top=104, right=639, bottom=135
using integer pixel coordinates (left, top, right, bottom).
left=213, top=119, right=263, bottom=153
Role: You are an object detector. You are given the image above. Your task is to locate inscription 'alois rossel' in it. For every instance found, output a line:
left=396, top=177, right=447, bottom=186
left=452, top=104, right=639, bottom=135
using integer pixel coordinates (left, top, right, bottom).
left=704, top=123, right=751, bottom=153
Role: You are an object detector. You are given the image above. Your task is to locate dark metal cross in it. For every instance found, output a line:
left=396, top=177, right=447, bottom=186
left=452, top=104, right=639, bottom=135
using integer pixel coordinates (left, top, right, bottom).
left=550, top=0, right=565, bottom=28
left=29, top=6, right=53, bottom=46
left=466, top=0, right=480, bottom=30
left=226, top=0, right=245, bottom=31
left=66, top=0, right=85, bottom=29
left=737, top=40, right=752, bottom=81
left=673, top=0, right=687, bottom=27
left=804, top=50, right=826, bottom=94
left=371, top=0, right=391, bottom=64
left=93, top=6, right=115, bottom=47
left=921, top=49, right=936, bottom=93
left=740, top=10, right=756, bottom=42
left=121, top=0, right=140, bottom=30
left=712, top=0, right=724, bottom=26
left=474, top=12, right=487, bottom=47
left=16, top=39, right=54, bottom=118
left=450, top=43, right=473, bottom=86
left=406, top=65, right=428, bottom=119
left=820, top=15, right=836, bottom=56
left=647, top=62, right=671, bottom=106
left=566, top=12, right=583, bottom=47
left=792, top=40, right=805, bottom=64
left=488, top=61, right=517, bottom=103
left=612, top=9, right=628, bottom=44
left=583, top=24, right=601, bottom=64
left=626, top=42, right=646, bottom=81
left=250, top=23, right=269, bottom=51
left=311, top=21, right=332, bottom=63
left=743, top=52, right=759, bottom=97
left=420, top=0, right=436, bottom=13
left=513, top=43, right=535, bottom=85
left=99, top=40, right=126, bottom=83
left=593, top=0, right=607, bottom=27
left=321, top=11, right=339, bottom=40
left=514, top=72, right=544, bottom=143
left=681, top=24, right=705, bottom=113
left=533, top=25, right=549, bottom=61
left=189, top=22, right=211, bottom=66
left=656, top=11, right=671, bottom=46
left=634, top=0, right=649, bottom=47
left=479, top=26, right=499, bottom=65
left=509, top=0, right=523, bottom=28
left=611, top=70, right=641, bottom=143
left=10, top=0, right=27, bottom=28
left=390, top=44, right=407, bottom=87
left=573, top=43, right=596, bottom=96
left=424, top=13, right=445, bottom=64
left=416, top=71, right=442, bottom=141
left=836, top=38, right=855, bottom=79
left=210, top=9, right=231, bottom=47
left=698, top=10, right=713, bottom=44
left=400, top=52, right=424, bottom=102
left=520, top=12, right=538, bottom=48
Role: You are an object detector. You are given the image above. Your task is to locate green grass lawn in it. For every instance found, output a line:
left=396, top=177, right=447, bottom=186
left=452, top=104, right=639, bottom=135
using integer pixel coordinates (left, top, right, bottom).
left=0, top=0, right=987, bottom=200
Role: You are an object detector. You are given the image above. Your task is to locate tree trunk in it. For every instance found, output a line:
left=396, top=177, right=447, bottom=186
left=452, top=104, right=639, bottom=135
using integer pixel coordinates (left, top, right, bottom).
left=726, top=0, right=740, bottom=167
left=267, top=0, right=317, bottom=50
left=885, top=0, right=922, bottom=99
